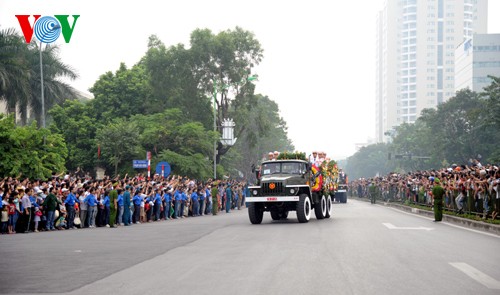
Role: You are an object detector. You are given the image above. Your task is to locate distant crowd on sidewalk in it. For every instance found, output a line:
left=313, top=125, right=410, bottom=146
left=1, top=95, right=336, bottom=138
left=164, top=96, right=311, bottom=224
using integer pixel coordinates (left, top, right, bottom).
left=0, top=172, right=250, bottom=234
left=349, top=160, right=500, bottom=220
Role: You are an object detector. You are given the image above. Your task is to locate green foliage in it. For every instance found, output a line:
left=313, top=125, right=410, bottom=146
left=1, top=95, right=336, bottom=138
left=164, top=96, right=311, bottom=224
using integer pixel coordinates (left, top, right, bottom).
left=277, top=151, right=306, bottom=161
left=347, top=78, right=500, bottom=179
left=0, top=28, right=78, bottom=126
left=0, top=114, right=67, bottom=179
left=345, top=143, right=394, bottom=179
left=1, top=27, right=293, bottom=180
left=96, top=118, right=142, bottom=176
left=221, top=95, right=294, bottom=179
left=157, top=150, right=211, bottom=180
left=89, top=63, right=152, bottom=123
left=49, top=100, right=99, bottom=172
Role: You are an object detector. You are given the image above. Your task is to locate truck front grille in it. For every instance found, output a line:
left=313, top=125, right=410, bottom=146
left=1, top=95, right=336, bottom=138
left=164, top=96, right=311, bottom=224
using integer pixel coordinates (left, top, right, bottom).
left=262, top=182, right=284, bottom=195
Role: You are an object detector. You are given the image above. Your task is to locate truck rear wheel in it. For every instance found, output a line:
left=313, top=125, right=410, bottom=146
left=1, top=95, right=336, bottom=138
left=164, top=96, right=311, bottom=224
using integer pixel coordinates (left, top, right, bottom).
left=314, top=195, right=327, bottom=220
left=248, top=203, right=263, bottom=224
left=296, top=194, right=311, bottom=223
left=325, top=195, right=333, bottom=218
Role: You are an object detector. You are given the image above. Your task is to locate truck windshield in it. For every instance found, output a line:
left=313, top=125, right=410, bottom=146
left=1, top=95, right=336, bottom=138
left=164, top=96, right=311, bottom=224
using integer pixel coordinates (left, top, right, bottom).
left=261, top=162, right=303, bottom=175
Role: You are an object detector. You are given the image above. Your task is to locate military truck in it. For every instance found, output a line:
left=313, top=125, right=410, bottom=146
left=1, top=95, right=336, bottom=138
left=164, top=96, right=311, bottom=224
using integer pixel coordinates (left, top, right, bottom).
left=246, top=159, right=333, bottom=224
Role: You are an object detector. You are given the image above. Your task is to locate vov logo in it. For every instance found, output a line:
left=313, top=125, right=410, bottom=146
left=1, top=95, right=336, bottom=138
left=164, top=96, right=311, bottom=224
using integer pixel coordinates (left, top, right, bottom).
left=15, top=15, right=80, bottom=44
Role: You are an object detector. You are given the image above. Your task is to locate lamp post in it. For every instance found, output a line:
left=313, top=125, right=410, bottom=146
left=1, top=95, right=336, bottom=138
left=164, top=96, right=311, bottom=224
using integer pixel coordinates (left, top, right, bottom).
left=39, top=23, right=61, bottom=130
left=212, top=75, right=257, bottom=179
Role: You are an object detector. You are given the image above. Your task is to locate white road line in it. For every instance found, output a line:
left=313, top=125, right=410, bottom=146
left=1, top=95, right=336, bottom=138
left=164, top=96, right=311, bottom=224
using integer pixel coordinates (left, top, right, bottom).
left=382, top=222, right=434, bottom=231
left=450, top=262, right=500, bottom=289
left=384, top=206, right=500, bottom=239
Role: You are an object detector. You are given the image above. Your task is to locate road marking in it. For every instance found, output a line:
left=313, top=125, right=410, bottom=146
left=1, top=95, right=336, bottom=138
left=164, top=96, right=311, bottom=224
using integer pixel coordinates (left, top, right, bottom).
left=382, top=222, right=434, bottom=231
left=384, top=206, right=500, bottom=239
left=74, top=250, right=82, bottom=253
left=450, top=262, right=500, bottom=289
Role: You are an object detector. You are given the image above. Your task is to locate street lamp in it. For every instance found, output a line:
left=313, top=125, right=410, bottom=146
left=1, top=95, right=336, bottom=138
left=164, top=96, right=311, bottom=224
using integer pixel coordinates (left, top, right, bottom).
left=213, top=75, right=257, bottom=179
left=39, top=23, right=61, bottom=130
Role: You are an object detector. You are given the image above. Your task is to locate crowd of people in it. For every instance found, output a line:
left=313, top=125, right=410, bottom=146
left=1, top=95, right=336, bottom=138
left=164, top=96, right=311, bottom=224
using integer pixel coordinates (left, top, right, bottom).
left=349, top=161, right=500, bottom=220
left=0, top=172, right=250, bottom=234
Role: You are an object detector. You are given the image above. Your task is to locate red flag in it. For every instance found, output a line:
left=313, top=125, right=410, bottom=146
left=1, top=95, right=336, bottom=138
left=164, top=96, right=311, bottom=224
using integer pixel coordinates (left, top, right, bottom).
left=97, top=144, right=101, bottom=158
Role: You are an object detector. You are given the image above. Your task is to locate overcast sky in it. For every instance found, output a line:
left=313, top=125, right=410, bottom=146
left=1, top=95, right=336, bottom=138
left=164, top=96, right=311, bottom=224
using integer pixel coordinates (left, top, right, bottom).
left=1, top=0, right=499, bottom=160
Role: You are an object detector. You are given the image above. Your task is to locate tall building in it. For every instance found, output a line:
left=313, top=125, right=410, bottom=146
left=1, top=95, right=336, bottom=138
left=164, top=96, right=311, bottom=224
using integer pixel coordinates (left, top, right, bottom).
left=455, top=33, right=500, bottom=92
left=375, top=0, right=488, bottom=143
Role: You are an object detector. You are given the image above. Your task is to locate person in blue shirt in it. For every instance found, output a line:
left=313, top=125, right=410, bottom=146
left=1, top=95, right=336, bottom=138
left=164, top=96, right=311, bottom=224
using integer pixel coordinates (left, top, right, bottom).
left=173, top=187, right=182, bottom=219
left=102, top=192, right=110, bottom=227
left=132, top=191, right=142, bottom=224
left=117, top=189, right=124, bottom=225
left=225, top=184, right=232, bottom=213
left=122, top=186, right=132, bottom=226
left=64, top=188, right=79, bottom=229
left=180, top=189, right=188, bottom=218
left=153, top=190, right=162, bottom=221
left=191, top=190, right=199, bottom=217
left=163, top=189, right=172, bottom=220
left=84, top=189, right=98, bottom=228
left=244, top=183, right=249, bottom=207
left=198, top=187, right=205, bottom=216
left=205, top=186, right=212, bottom=215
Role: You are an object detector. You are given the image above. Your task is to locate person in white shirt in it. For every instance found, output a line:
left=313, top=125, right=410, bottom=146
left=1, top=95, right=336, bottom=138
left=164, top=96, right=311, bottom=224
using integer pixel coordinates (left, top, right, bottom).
left=309, top=151, right=318, bottom=164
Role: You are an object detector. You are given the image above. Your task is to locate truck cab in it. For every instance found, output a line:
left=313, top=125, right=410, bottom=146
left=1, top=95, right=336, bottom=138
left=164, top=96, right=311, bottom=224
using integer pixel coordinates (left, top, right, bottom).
left=246, top=159, right=332, bottom=224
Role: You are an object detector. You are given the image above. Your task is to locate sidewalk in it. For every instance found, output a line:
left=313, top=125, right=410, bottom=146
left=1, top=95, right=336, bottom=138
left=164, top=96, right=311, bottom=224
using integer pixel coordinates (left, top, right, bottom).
left=353, top=197, right=500, bottom=236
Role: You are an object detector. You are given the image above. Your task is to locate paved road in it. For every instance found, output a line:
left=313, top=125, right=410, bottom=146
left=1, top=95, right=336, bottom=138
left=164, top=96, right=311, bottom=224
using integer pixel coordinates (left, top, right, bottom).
left=1, top=200, right=499, bottom=295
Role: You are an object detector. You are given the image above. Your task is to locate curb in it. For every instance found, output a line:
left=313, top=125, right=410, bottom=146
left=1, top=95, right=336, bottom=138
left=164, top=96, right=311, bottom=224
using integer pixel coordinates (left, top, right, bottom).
left=353, top=197, right=500, bottom=236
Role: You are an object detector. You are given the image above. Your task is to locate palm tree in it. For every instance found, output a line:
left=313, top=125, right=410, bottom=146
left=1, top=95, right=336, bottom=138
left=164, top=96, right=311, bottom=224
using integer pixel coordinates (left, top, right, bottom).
left=0, top=27, right=79, bottom=126
left=25, top=43, right=78, bottom=126
left=0, top=28, right=30, bottom=120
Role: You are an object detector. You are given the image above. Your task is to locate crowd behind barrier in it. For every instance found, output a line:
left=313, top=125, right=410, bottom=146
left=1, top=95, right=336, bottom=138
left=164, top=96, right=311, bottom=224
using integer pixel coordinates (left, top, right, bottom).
left=0, top=172, right=250, bottom=234
left=348, top=161, right=500, bottom=220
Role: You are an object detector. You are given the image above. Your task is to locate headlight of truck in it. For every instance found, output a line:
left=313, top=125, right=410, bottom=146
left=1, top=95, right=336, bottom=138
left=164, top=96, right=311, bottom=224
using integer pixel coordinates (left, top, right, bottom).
left=288, top=187, right=298, bottom=195
left=252, top=189, right=258, bottom=196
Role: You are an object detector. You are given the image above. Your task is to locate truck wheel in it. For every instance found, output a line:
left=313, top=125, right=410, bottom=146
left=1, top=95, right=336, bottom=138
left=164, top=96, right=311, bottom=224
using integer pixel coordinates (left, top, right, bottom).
left=325, top=195, right=333, bottom=218
left=314, top=195, right=327, bottom=220
left=296, top=194, right=311, bottom=223
left=270, top=211, right=280, bottom=221
left=248, top=203, right=263, bottom=224
left=281, top=211, right=289, bottom=219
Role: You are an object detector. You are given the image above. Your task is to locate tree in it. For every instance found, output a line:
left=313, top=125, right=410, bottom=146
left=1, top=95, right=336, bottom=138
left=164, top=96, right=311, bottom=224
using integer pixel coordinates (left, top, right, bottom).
left=89, top=63, right=152, bottom=123
left=95, top=119, right=142, bottom=176
left=222, top=95, right=294, bottom=179
left=345, top=143, right=394, bottom=179
left=143, top=35, right=212, bottom=126
left=0, top=114, right=67, bottom=179
left=157, top=150, right=212, bottom=180
left=429, top=89, right=489, bottom=164
left=0, top=28, right=78, bottom=126
left=49, top=100, right=99, bottom=173
left=189, top=27, right=263, bottom=161
left=0, top=28, right=31, bottom=119
left=27, top=43, right=78, bottom=126
left=480, top=75, right=500, bottom=162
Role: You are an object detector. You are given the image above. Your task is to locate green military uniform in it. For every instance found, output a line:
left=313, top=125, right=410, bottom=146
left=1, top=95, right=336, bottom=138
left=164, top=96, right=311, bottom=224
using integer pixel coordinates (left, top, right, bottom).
left=211, top=186, right=218, bottom=215
left=109, top=189, right=118, bottom=227
left=432, top=179, right=445, bottom=222
left=369, top=183, right=377, bottom=204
